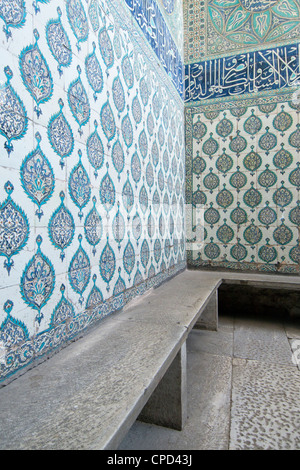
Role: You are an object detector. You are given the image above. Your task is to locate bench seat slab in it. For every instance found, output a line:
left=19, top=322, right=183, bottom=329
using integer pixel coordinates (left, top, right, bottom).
left=194, top=290, right=218, bottom=331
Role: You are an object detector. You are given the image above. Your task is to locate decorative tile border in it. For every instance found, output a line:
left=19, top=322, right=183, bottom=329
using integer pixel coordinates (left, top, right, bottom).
left=187, top=255, right=299, bottom=275
left=185, top=43, right=300, bottom=104
left=183, top=0, right=206, bottom=64
left=184, top=0, right=300, bottom=64
left=185, top=89, right=298, bottom=113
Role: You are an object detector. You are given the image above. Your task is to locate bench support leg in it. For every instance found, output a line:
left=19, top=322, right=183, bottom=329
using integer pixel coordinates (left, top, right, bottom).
left=194, top=290, right=218, bottom=331
left=138, top=343, right=187, bottom=431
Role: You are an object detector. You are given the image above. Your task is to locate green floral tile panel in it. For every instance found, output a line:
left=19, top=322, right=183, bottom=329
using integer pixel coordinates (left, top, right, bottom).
left=186, top=100, right=300, bottom=273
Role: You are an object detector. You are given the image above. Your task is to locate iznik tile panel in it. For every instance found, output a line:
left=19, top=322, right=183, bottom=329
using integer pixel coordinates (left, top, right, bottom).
left=184, top=0, right=300, bottom=63
left=0, top=0, right=186, bottom=384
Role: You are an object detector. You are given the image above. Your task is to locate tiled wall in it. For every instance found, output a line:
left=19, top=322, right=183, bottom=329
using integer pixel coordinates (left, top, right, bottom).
left=183, top=0, right=300, bottom=64
left=0, top=0, right=185, bottom=384
left=185, top=0, right=300, bottom=274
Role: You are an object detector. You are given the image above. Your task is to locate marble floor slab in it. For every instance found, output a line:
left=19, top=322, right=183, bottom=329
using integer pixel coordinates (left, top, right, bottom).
left=233, top=317, right=293, bottom=365
left=188, top=325, right=234, bottom=358
left=119, top=312, right=300, bottom=450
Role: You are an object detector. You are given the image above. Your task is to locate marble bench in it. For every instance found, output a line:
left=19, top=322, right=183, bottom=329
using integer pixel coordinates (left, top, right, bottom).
left=0, top=270, right=220, bottom=450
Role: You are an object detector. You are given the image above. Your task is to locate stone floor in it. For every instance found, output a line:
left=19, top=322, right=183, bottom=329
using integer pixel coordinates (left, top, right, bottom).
left=118, top=310, right=300, bottom=450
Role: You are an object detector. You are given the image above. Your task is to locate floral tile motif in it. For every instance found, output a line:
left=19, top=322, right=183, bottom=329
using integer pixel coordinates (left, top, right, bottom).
left=19, top=29, right=53, bottom=118
left=0, top=66, right=28, bottom=156
left=20, top=132, right=55, bottom=220
left=20, top=235, right=55, bottom=325
left=46, top=7, right=72, bottom=77
left=0, top=181, right=30, bottom=275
